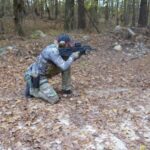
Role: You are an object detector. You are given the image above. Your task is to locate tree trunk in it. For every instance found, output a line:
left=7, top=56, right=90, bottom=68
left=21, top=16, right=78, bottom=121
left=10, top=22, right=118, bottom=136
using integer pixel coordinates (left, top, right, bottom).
left=55, top=0, right=58, bottom=19
left=64, top=0, right=74, bottom=31
left=110, top=0, right=114, bottom=18
left=105, top=0, right=109, bottom=21
left=40, top=0, right=44, bottom=18
left=50, top=0, right=55, bottom=19
left=45, top=0, right=51, bottom=19
left=0, top=0, right=5, bottom=17
left=77, top=0, right=86, bottom=29
left=116, top=0, right=119, bottom=25
left=34, top=0, right=40, bottom=16
left=13, top=0, right=25, bottom=36
left=132, top=0, right=136, bottom=26
left=124, top=0, right=128, bottom=26
left=138, top=0, right=148, bottom=27
left=147, top=0, right=150, bottom=25
left=90, top=0, right=98, bottom=23
left=0, top=0, right=5, bottom=33
left=125, top=0, right=133, bottom=25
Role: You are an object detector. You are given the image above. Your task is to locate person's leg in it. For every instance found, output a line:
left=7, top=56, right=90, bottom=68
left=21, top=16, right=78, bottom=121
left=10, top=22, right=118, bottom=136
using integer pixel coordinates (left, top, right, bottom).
left=25, top=74, right=59, bottom=104
left=24, top=72, right=33, bottom=98
left=25, top=82, right=33, bottom=98
left=38, top=76, right=59, bottom=104
left=61, top=67, right=72, bottom=93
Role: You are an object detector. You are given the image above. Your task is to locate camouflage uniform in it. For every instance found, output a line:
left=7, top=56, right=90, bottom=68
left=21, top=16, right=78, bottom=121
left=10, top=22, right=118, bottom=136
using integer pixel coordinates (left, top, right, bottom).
left=24, top=44, right=76, bottom=104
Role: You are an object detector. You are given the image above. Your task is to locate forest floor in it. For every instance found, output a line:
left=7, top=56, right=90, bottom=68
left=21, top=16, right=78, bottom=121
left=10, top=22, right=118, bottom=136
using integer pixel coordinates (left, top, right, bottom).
left=0, top=32, right=150, bottom=150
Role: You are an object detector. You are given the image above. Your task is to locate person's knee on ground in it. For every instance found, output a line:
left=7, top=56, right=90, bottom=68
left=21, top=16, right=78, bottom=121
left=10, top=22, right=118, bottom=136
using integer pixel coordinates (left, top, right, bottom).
left=38, top=78, right=60, bottom=104
left=25, top=75, right=59, bottom=104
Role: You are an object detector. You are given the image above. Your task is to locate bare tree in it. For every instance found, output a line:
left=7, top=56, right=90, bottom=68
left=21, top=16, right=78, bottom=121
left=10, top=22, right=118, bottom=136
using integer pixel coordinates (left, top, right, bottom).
left=116, top=0, right=119, bottom=25
left=105, top=0, right=109, bottom=21
left=132, top=0, right=136, bottom=26
left=55, top=0, right=58, bottom=19
left=138, top=0, right=148, bottom=27
left=77, top=0, right=86, bottom=29
left=13, top=0, right=25, bottom=36
left=123, top=0, right=128, bottom=25
left=0, top=0, right=5, bottom=33
left=0, top=0, right=5, bottom=17
left=64, top=0, right=74, bottom=30
left=147, top=0, right=150, bottom=25
left=45, top=0, right=51, bottom=19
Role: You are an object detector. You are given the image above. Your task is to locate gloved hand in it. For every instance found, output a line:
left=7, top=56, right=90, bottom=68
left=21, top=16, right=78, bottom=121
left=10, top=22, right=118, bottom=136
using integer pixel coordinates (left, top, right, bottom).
left=71, top=51, right=80, bottom=60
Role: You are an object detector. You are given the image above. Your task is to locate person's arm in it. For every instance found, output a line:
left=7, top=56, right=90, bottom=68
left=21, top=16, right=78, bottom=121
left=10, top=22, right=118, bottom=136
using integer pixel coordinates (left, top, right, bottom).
left=48, top=47, right=78, bottom=71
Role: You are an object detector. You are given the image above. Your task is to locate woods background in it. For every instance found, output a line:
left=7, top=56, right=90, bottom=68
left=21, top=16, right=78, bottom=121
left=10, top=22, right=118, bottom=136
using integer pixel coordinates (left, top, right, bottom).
left=0, top=0, right=150, bottom=36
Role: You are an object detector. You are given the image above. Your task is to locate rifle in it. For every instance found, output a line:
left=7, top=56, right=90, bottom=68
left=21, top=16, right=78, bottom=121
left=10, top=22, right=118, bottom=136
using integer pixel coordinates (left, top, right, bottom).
left=59, top=42, right=96, bottom=58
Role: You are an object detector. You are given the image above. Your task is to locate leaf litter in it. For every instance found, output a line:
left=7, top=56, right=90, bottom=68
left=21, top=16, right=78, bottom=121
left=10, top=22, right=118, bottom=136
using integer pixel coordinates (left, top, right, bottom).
left=0, top=33, right=150, bottom=149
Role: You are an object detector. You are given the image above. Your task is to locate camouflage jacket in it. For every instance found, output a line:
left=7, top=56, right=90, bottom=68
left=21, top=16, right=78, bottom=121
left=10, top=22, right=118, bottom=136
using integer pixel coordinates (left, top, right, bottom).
left=25, top=44, right=74, bottom=77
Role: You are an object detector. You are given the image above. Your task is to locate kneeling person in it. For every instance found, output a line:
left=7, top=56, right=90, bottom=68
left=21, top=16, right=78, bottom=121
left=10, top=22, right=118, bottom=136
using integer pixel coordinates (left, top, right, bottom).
left=24, top=34, right=80, bottom=104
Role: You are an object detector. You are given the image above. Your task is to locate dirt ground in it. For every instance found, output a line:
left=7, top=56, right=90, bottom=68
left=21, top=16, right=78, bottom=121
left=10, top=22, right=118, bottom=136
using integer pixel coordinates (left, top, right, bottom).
left=0, top=33, right=150, bottom=150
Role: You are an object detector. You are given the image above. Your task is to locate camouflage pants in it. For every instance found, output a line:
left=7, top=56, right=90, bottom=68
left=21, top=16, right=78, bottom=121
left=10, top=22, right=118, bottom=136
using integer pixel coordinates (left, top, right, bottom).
left=24, top=67, right=71, bottom=104
left=46, top=66, right=72, bottom=91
